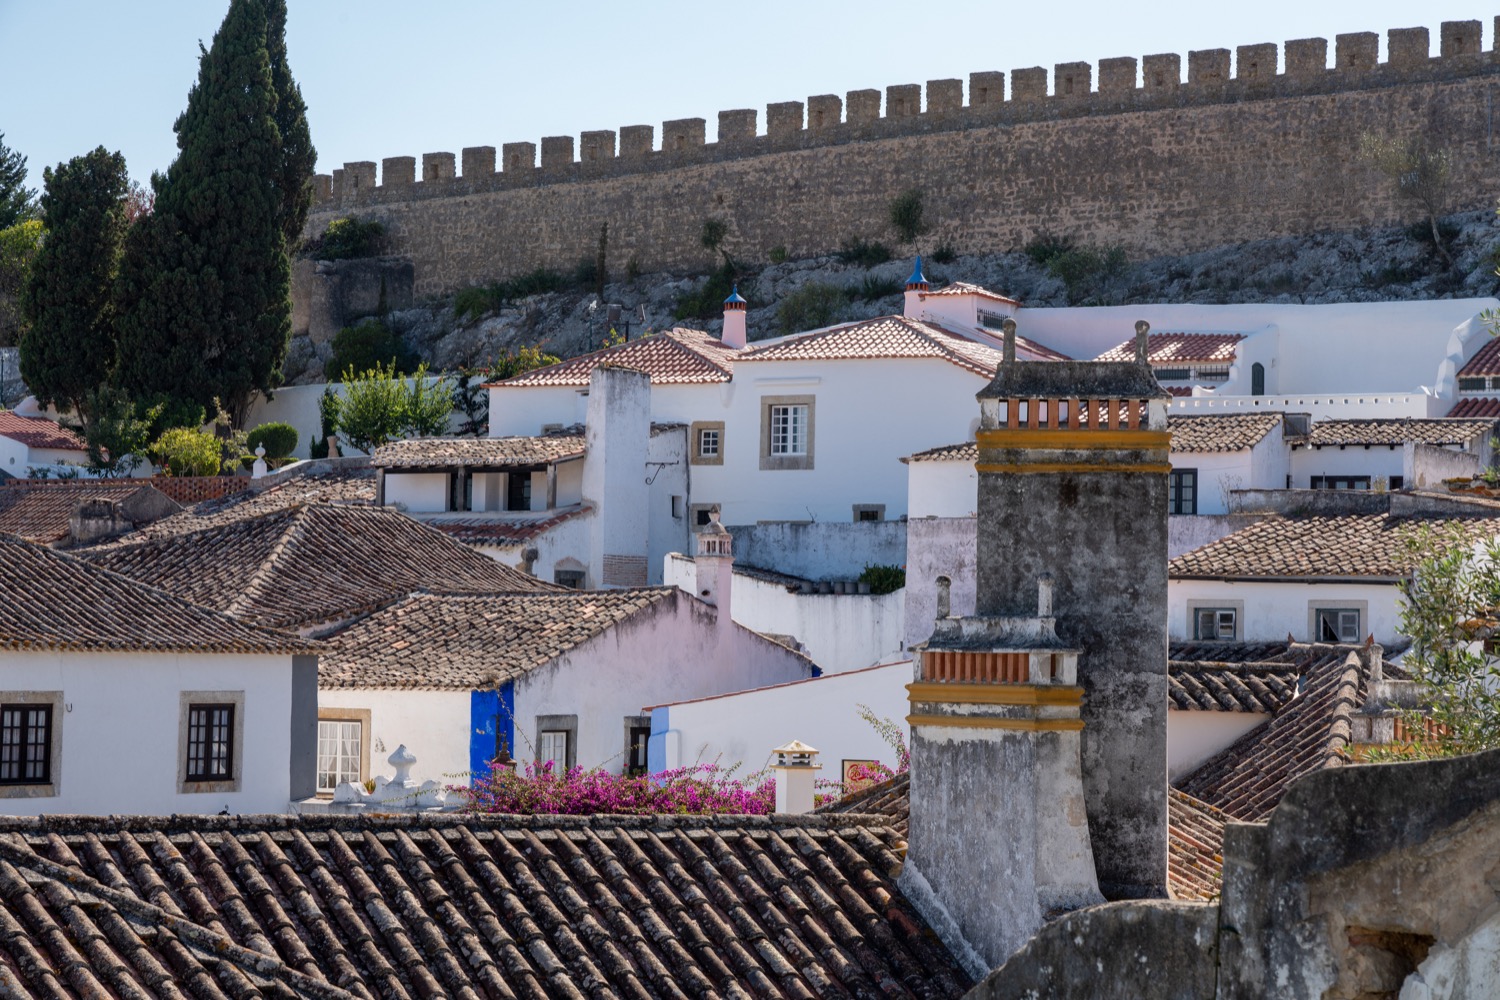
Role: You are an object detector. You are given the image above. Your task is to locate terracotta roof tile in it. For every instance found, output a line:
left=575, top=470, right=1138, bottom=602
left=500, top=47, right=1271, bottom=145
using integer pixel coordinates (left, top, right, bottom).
left=320, top=588, right=687, bottom=689
left=0, top=481, right=166, bottom=543
left=1447, top=396, right=1500, bottom=418
left=0, top=534, right=310, bottom=654
left=1168, top=659, right=1300, bottom=713
left=1458, top=335, right=1500, bottom=376
left=1304, top=418, right=1495, bottom=447
left=129, top=468, right=377, bottom=541
left=1166, top=789, right=1227, bottom=901
left=741, top=315, right=1066, bottom=372
left=1095, top=332, right=1243, bottom=365
left=817, top=772, right=912, bottom=836
left=1177, top=643, right=1383, bottom=821
left=1168, top=512, right=1500, bottom=580
left=430, top=505, right=589, bottom=546
left=0, top=411, right=85, bottom=451
left=493, top=328, right=738, bottom=387
left=1168, top=413, right=1284, bottom=453
left=0, top=813, right=971, bottom=999
left=81, top=504, right=555, bottom=631
left=373, top=433, right=584, bottom=469
left=904, top=441, right=977, bottom=463
left=919, top=281, right=1021, bottom=305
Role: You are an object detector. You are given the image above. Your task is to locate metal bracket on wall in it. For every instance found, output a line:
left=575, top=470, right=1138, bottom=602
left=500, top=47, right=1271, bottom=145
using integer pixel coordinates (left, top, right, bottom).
left=645, top=460, right=679, bottom=485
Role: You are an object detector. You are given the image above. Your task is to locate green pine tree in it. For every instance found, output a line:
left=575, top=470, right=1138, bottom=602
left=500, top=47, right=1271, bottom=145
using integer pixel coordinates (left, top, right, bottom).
left=18, top=147, right=129, bottom=424
left=115, top=0, right=310, bottom=425
left=0, top=132, right=38, bottom=229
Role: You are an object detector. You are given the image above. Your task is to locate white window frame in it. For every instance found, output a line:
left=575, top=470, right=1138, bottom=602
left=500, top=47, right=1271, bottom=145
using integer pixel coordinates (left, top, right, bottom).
left=1187, top=600, right=1243, bottom=642
left=1194, top=608, right=1238, bottom=641
left=759, top=395, right=816, bottom=470
left=538, top=730, right=570, bottom=768
left=770, top=405, right=808, bottom=456
left=700, top=427, right=720, bottom=457
left=316, top=718, right=364, bottom=795
left=1313, top=606, right=1363, bottom=643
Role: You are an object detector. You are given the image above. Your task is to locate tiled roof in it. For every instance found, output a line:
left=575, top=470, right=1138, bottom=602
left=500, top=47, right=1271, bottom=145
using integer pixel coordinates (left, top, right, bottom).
left=0, top=410, right=86, bottom=451
left=1095, top=332, right=1243, bottom=365
left=128, top=468, right=377, bottom=541
left=492, top=328, right=739, bottom=387
left=741, top=315, right=1063, bottom=372
left=0, top=481, right=160, bottom=543
left=0, top=813, right=971, bottom=1000
left=82, top=504, right=554, bottom=631
left=0, top=534, right=310, bottom=654
left=1168, top=659, right=1300, bottom=713
left=430, top=505, right=589, bottom=546
left=374, top=434, right=584, bottom=469
left=1177, top=643, right=1383, bottom=821
left=1457, top=335, right=1500, bottom=376
left=1447, top=396, right=1500, bottom=418
left=1304, top=418, right=1495, bottom=447
left=818, top=772, right=1229, bottom=902
left=320, top=588, right=682, bottom=689
left=1166, top=789, right=1227, bottom=902
left=903, top=441, right=977, bottom=464
left=1168, top=512, right=1500, bottom=581
left=920, top=281, right=1021, bottom=306
left=1168, top=413, right=1284, bottom=453
left=1165, top=385, right=1196, bottom=397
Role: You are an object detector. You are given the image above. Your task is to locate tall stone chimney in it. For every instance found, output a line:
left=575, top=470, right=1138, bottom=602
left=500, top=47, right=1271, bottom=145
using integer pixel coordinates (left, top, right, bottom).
left=902, top=573, right=1103, bottom=975
left=969, top=320, right=1171, bottom=901
left=722, top=285, right=748, bottom=349
left=583, top=364, right=651, bottom=587
left=694, top=508, right=734, bottom=628
left=903, top=256, right=929, bottom=318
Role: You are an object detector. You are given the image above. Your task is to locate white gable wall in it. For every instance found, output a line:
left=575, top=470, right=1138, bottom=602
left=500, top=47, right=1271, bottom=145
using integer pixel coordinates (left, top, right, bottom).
left=1169, top=579, right=1401, bottom=645
left=318, top=687, right=472, bottom=783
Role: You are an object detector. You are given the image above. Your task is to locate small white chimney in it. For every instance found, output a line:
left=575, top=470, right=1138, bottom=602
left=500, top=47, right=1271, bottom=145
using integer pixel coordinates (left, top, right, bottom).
left=722, top=285, right=748, bottom=349
left=770, top=739, right=822, bottom=813
left=903, top=256, right=929, bottom=318
left=695, top=508, right=734, bottom=628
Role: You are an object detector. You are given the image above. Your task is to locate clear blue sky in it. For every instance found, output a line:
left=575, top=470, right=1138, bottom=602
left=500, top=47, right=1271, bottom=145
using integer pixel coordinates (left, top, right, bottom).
left=1, top=2, right=1492, bottom=192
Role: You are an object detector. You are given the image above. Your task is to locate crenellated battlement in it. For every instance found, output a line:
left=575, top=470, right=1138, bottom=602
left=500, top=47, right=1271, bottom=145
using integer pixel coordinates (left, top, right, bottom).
left=316, top=18, right=1496, bottom=210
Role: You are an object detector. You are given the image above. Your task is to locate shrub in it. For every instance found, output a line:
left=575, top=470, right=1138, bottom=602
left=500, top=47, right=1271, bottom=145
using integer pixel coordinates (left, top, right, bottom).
left=836, top=236, right=892, bottom=268
left=149, top=426, right=221, bottom=477
left=673, top=263, right=740, bottom=321
left=768, top=245, right=789, bottom=264
left=1047, top=244, right=1129, bottom=301
left=931, top=243, right=957, bottom=264
left=572, top=255, right=600, bottom=289
left=859, top=563, right=906, bottom=595
left=1024, top=230, right=1076, bottom=267
left=333, top=362, right=454, bottom=453
left=853, top=274, right=902, bottom=301
left=246, top=422, right=298, bottom=462
left=777, top=282, right=847, bottom=333
left=309, top=386, right=340, bottom=458
left=453, top=285, right=503, bottom=322
left=329, top=320, right=416, bottom=377
left=304, top=216, right=385, bottom=260
left=887, top=188, right=927, bottom=245
left=461, top=761, right=773, bottom=816
left=453, top=268, right=570, bottom=322
left=626, top=254, right=641, bottom=281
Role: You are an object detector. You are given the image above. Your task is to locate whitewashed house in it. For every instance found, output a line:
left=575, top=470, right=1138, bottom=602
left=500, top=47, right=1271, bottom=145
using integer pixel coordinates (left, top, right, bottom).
left=1287, top=418, right=1495, bottom=490
left=0, top=533, right=317, bottom=814
left=0, top=411, right=88, bottom=477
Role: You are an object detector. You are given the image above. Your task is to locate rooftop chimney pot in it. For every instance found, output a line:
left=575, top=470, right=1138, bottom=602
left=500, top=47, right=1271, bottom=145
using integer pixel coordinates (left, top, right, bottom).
left=936, top=574, right=952, bottom=619
left=1134, top=320, right=1151, bottom=364
left=1002, top=318, right=1017, bottom=365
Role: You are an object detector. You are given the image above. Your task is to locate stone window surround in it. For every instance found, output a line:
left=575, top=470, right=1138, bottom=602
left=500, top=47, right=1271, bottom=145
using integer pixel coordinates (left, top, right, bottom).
left=690, top=421, right=725, bottom=466
left=316, top=707, right=372, bottom=797
left=760, top=395, right=816, bottom=471
left=535, top=714, right=578, bottom=770
left=852, top=504, right=886, bottom=522
left=0, top=691, right=62, bottom=799
left=1308, top=601, right=1368, bottom=643
left=1187, top=600, right=1244, bottom=641
left=178, top=690, right=245, bottom=795
left=622, top=715, right=651, bottom=775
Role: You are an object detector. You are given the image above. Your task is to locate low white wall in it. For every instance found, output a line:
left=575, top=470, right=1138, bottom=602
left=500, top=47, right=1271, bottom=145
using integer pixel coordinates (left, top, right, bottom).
left=245, top=378, right=461, bottom=460
left=649, top=660, right=913, bottom=778
left=665, top=555, right=905, bottom=673
left=1170, top=392, right=1436, bottom=420
left=904, top=517, right=979, bottom=649
left=726, top=521, right=906, bottom=581
left=1406, top=442, right=1483, bottom=489
left=1168, top=514, right=1266, bottom=560
left=319, top=688, right=473, bottom=784
left=472, top=509, right=592, bottom=586
left=385, top=471, right=449, bottom=512
left=1291, top=444, right=1408, bottom=489
left=1169, top=579, right=1402, bottom=645
left=0, top=651, right=294, bottom=815
left=1167, top=709, right=1270, bottom=781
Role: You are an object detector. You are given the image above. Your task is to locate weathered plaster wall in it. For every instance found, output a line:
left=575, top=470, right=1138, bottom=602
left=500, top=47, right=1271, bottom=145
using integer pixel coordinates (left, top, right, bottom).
left=309, top=33, right=1500, bottom=296
left=904, top=517, right=978, bottom=649
left=725, top=519, right=908, bottom=580
left=1407, top=441, right=1484, bottom=488
left=1167, top=514, right=1266, bottom=560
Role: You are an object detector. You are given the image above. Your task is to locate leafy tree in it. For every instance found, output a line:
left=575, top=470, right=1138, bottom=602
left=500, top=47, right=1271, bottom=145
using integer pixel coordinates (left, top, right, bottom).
left=18, top=147, right=130, bottom=424
left=149, top=426, right=222, bottom=477
left=888, top=188, right=928, bottom=246
left=333, top=363, right=407, bottom=453
left=302, top=216, right=384, bottom=260
left=309, top=385, right=340, bottom=458
left=1360, top=133, right=1455, bottom=269
left=701, top=218, right=732, bottom=269
left=405, top=365, right=455, bottom=438
left=1387, top=526, right=1500, bottom=758
left=73, top=386, right=160, bottom=478
left=0, top=218, right=43, bottom=346
left=327, top=319, right=414, bottom=377
left=114, top=0, right=311, bottom=425
left=453, top=347, right=562, bottom=436
left=0, top=132, right=38, bottom=229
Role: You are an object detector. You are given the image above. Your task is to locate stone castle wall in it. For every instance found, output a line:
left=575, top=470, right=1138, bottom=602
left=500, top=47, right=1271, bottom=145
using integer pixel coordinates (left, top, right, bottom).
left=307, top=20, right=1500, bottom=297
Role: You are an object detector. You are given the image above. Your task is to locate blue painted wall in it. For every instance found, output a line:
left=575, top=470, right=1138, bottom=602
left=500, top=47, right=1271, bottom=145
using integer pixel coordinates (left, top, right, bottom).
left=468, top=682, right=515, bottom=783
left=647, top=705, right=670, bottom=773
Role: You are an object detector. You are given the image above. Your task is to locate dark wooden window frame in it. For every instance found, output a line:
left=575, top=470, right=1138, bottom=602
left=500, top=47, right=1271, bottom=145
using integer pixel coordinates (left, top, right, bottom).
left=185, top=703, right=236, bottom=783
left=0, top=703, right=52, bottom=786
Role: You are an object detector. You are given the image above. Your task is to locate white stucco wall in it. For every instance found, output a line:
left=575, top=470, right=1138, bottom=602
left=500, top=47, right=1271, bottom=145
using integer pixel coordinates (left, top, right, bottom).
left=472, top=509, right=593, bottom=587
left=513, top=591, right=812, bottom=773
left=385, top=471, right=449, bottom=512
left=1291, top=444, right=1411, bottom=489
left=646, top=429, right=690, bottom=586
left=904, top=517, right=979, bottom=650
left=317, top=687, right=473, bottom=784
left=664, top=554, right=905, bottom=673
left=1168, top=515, right=1267, bottom=560
left=908, top=459, right=979, bottom=519
left=0, top=651, right=296, bottom=815
left=648, top=660, right=913, bottom=777
left=1169, top=579, right=1402, bottom=645
left=1167, top=709, right=1270, bottom=781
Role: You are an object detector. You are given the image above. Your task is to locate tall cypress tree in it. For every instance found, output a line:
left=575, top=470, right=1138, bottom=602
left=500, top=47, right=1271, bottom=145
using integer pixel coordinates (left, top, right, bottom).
left=265, top=0, right=316, bottom=245
left=115, top=0, right=306, bottom=423
left=18, top=147, right=129, bottom=423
